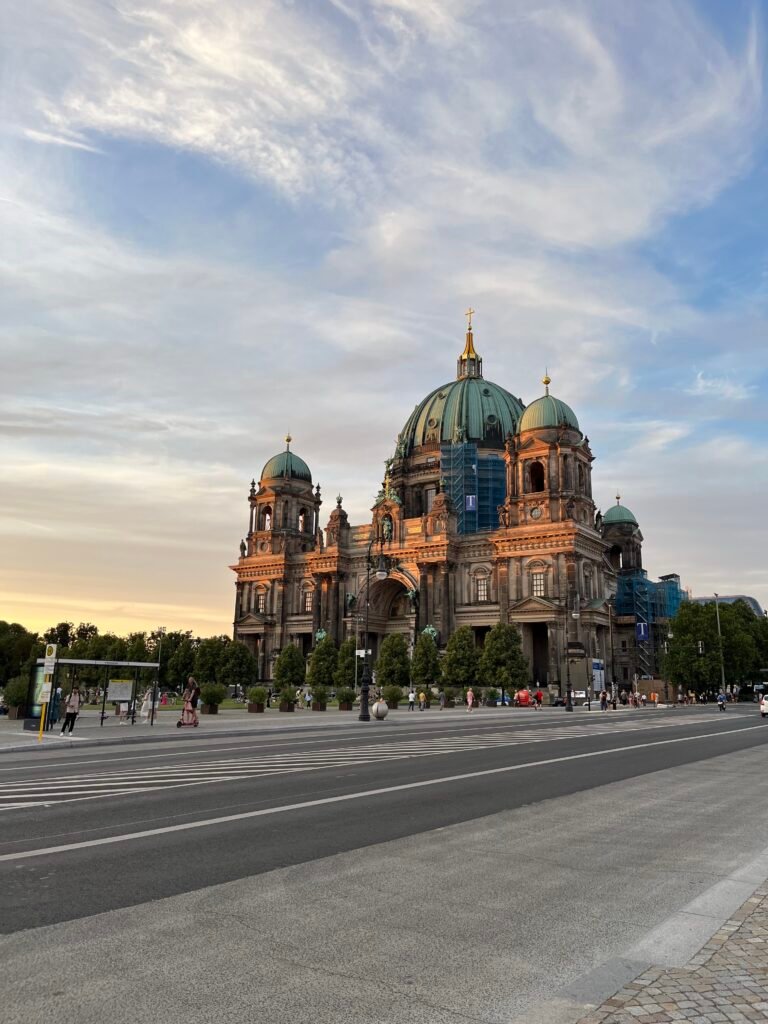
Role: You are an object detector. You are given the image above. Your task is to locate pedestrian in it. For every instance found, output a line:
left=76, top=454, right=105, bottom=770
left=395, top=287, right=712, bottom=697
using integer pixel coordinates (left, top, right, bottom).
left=140, top=686, right=154, bottom=722
left=60, top=685, right=82, bottom=735
left=717, top=690, right=726, bottom=711
left=600, top=690, right=608, bottom=712
left=418, top=690, right=426, bottom=710
left=438, top=688, right=446, bottom=710
left=408, top=688, right=416, bottom=711
left=50, top=686, right=62, bottom=725
left=305, top=689, right=312, bottom=710
left=466, top=687, right=475, bottom=713
left=535, top=688, right=543, bottom=709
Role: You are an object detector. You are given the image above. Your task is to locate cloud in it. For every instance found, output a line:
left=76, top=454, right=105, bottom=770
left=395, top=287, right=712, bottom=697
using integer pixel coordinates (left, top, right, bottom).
left=685, top=371, right=756, bottom=402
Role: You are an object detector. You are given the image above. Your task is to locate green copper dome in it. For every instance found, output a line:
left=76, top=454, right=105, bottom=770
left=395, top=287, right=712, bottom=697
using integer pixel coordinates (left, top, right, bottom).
left=603, top=499, right=638, bottom=526
left=261, top=436, right=312, bottom=484
left=398, top=376, right=525, bottom=453
left=518, top=378, right=580, bottom=434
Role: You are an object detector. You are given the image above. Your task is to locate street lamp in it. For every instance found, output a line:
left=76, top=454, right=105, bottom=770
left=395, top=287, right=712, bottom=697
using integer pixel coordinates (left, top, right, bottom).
left=359, top=537, right=388, bottom=722
left=151, top=626, right=166, bottom=727
left=714, top=593, right=727, bottom=696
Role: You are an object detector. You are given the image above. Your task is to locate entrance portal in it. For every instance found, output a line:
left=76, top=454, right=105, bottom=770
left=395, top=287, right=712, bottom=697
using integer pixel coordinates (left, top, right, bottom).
left=530, top=622, right=549, bottom=685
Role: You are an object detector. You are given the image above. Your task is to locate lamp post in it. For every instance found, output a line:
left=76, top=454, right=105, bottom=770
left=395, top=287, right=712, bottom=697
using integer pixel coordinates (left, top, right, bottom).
left=151, top=626, right=166, bottom=727
left=359, top=537, right=388, bottom=722
left=663, top=630, right=672, bottom=704
left=714, top=593, right=727, bottom=696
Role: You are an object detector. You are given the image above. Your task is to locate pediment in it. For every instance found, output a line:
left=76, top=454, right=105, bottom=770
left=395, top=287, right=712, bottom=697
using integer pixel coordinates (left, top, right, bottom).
left=237, top=612, right=268, bottom=626
left=510, top=596, right=558, bottom=614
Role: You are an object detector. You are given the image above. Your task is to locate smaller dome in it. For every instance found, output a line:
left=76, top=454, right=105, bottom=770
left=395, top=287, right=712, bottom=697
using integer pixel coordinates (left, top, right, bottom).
left=261, top=435, right=312, bottom=484
left=518, top=393, right=580, bottom=434
left=603, top=499, right=638, bottom=527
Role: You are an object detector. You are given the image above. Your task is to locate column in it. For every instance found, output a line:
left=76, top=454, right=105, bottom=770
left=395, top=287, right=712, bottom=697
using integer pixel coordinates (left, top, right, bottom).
left=439, top=564, right=451, bottom=640
left=496, top=559, right=509, bottom=620
left=312, top=576, right=322, bottom=638
left=547, top=621, right=558, bottom=689
left=418, top=564, right=430, bottom=627
left=329, top=573, right=340, bottom=644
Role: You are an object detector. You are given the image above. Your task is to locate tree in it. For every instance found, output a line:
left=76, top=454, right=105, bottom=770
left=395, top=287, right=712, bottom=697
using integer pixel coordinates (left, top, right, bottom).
left=375, top=634, right=410, bottom=689
left=167, top=638, right=197, bottom=691
left=219, top=641, right=258, bottom=692
left=411, top=632, right=440, bottom=691
left=0, top=622, right=39, bottom=688
left=478, top=623, right=528, bottom=695
left=43, top=622, right=74, bottom=648
left=194, top=636, right=230, bottom=684
left=308, top=637, right=338, bottom=691
left=74, top=622, right=99, bottom=642
left=273, top=644, right=306, bottom=690
left=442, top=626, right=479, bottom=691
left=334, top=637, right=357, bottom=690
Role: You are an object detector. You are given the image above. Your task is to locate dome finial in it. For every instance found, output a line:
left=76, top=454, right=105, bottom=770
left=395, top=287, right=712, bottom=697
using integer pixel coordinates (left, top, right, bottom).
left=285, top=433, right=292, bottom=450
left=616, top=491, right=621, bottom=505
left=542, top=370, right=551, bottom=395
left=458, top=308, right=482, bottom=379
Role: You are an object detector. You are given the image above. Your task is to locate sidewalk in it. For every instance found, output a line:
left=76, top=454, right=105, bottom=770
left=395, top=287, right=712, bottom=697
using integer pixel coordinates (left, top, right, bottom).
left=577, top=886, right=768, bottom=1023
left=0, top=704, right=561, bottom=754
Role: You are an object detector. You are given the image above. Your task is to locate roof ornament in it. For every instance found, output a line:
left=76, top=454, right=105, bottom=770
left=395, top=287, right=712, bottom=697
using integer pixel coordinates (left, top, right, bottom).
left=616, top=491, right=621, bottom=505
left=457, top=308, right=482, bottom=380
left=336, top=494, right=343, bottom=507
left=542, top=371, right=551, bottom=396
left=285, top=433, right=292, bottom=450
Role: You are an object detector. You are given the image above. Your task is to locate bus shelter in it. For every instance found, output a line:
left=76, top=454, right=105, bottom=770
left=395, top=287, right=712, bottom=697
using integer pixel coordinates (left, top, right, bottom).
left=28, top=658, right=161, bottom=730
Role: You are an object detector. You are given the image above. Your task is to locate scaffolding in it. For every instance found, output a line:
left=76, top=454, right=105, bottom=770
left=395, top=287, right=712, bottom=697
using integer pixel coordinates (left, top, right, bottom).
left=440, top=443, right=505, bottom=534
left=616, top=570, right=686, bottom=678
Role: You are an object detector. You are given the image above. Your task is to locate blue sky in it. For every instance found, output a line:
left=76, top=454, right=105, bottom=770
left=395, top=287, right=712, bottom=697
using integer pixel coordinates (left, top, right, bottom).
left=1, top=0, right=766, bottom=634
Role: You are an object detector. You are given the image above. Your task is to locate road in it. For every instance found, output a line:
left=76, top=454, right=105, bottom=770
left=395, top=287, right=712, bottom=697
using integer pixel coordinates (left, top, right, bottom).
left=2, top=706, right=767, bottom=1024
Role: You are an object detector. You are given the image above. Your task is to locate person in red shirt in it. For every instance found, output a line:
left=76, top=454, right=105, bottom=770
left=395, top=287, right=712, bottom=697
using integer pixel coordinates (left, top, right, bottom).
left=534, top=689, right=543, bottom=709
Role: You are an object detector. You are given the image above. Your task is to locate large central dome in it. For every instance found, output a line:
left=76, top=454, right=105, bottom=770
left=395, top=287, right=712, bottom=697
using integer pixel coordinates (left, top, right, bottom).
left=397, top=321, right=525, bottom=454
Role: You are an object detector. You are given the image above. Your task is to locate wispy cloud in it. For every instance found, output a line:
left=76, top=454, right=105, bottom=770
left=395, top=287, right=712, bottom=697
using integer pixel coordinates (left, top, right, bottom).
left=685, top=371, right=756, bottom=401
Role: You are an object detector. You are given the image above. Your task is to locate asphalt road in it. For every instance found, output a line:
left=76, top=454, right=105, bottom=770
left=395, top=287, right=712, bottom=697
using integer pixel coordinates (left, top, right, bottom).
left=2, top=706, right=767, bottom=1024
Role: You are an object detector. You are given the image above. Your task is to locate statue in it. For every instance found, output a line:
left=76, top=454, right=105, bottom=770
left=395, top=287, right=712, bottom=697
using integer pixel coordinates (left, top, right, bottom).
left=315, top=628, right=327, bottom=644
left=345, top=593, right=357, bottom=612
left=406, top=589, right=419, bottom=612
left=595, top=510, right=603, bottom=530
left=565, top=499, right=575, bottom=519
left=499, top=506, right=510, bottom=528
left=382, top=515, right=393, bottom=541
left=239, top=538, right=247, bottom=557
left=422, top=624, right=438, bottom=641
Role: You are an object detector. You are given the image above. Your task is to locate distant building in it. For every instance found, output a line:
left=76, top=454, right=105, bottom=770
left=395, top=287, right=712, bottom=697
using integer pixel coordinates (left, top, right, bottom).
left=230, top=316, right=683, bottom=692
left=690, top=595, right=764, bottom=618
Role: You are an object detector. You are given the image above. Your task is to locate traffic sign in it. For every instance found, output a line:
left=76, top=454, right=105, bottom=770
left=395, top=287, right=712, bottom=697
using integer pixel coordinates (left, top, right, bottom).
left=636, top=622, right=649, bottom=642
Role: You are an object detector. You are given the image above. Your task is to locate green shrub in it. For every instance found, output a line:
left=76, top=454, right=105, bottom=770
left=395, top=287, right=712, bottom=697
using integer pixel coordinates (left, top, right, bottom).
left=247, top=685, right=267, bottom=704
left=311, top=684, right=328, bottom=705
left=3, top=677, right=27, bottom=707
left=199, top=683, right=227, bottom=707
left=336, top=687, right=355, bottom=704
left=279, top=687, right=297, bottom=706
left=485, top=688, right=499, bottom=704
left=382, top=684, right=402, bottom=706
left=443, top=687, right=456, bottom=702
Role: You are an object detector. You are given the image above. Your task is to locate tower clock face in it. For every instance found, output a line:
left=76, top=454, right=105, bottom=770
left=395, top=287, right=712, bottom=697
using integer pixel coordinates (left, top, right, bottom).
left=530, top=506, right=542, bottom=520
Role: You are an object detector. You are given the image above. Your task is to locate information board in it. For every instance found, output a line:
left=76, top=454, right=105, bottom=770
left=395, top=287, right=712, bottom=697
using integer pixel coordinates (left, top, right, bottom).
left=107, top=679, right=134, bottom=701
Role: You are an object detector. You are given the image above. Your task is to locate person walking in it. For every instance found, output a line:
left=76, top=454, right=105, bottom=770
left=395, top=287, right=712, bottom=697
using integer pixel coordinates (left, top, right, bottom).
left=140, top=686, right=154, bottom=722
left=60, top=685, right=82, bottom=736
left=418, top=690, right=426, bottom=711
left=717, top=690, right=726, bottom=711
left=600, top=690, right=608, bottom=712
left=438, top=688, right=446, bottom=710
left=466, top=687, right=475, bottom=713
left=534, top=688, right=543, bottom=709
left=408, top=688, right=416, bottom=711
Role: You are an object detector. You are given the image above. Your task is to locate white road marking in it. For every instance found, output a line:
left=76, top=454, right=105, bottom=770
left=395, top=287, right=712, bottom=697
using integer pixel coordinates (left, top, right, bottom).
left=0, top=724, right=762, bottom=861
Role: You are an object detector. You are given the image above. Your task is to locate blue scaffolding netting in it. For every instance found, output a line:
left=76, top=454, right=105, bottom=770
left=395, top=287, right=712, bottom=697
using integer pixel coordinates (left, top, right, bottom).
left=440, top=442, right=506, bottom=534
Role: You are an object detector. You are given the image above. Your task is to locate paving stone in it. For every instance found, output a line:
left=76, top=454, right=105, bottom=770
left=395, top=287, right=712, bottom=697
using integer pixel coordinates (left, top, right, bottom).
left=577, top=891, right=768, bottom=1024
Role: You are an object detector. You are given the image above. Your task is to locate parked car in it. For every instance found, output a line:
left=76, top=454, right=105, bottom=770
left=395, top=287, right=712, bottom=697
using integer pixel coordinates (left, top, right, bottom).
left=760, top=695, right=768, bottom=718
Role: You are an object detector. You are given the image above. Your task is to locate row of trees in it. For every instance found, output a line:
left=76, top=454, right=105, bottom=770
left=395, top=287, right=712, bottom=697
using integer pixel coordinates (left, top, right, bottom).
left=272, top=624, right=530, bottom=695
left=664, top=600, right=768, bottom=693
left=0, top=620, right=260, bottom=694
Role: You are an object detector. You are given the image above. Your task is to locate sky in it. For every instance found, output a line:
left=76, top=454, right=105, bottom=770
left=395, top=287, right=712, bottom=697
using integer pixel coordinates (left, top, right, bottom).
left=1, top=0, right=767, bottom=637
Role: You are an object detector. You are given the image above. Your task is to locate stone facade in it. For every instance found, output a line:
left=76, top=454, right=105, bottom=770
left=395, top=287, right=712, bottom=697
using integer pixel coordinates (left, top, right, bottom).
left=231, top=323, right=637, bottom=693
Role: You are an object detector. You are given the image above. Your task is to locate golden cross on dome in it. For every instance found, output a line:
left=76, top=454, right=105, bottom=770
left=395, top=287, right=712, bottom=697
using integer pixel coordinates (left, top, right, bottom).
left=465, top=307, right=475, bottom=330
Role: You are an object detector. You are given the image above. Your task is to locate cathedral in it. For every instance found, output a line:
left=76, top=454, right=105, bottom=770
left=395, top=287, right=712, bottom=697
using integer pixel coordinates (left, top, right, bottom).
left=231, top=315, right=657, bottom=694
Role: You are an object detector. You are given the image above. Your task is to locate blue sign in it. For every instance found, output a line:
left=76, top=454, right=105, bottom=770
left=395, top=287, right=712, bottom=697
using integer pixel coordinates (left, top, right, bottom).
left=636, top=621, right=649, bottom=642
left=465, top=494, right=477, bottom=511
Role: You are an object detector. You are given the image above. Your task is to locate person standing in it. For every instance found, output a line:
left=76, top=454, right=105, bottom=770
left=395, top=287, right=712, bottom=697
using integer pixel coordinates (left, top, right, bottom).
left=140, top=686, right=154, bottom=722
left=534, top=688, right=543, bottom=709
left=466, top=687, right=475, bottom=713
left=418, top=690, right=426, bottom=711
left=49, top=686, right=62, bottom=726
left=600, top=690, right=608, bottom=712
left=717, top=691, right=726, bottom=711
left=190, top=679, right=201, bottom=724
left=408, top=688, right=416, bottom=711
left=438, top=688, right=446, bottom=710
left=60, top=685, right=82, bottom=735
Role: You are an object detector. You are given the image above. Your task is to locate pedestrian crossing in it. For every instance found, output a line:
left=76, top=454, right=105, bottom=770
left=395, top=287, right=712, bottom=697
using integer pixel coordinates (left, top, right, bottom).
left=0, top=715, right=738, bottom=810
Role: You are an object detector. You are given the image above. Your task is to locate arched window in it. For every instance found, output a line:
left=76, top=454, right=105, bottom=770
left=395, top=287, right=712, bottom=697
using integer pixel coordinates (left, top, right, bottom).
left=577, top=464, right=585, bottom=493
left=529, top=461, right=545, bottom=492
left=609, top=545, right=622, bottom=571
left=262, top=505, right=272, bottom=531
left=563, top=455, right=571, bottom=490
left=425, top=486, right=436, bottom=513
left=298, top=508, right=307, bottom=533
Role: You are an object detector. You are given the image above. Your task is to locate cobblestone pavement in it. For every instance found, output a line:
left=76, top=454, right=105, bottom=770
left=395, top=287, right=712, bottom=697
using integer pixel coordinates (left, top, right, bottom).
left=578, top=886, right=768, bottom=1023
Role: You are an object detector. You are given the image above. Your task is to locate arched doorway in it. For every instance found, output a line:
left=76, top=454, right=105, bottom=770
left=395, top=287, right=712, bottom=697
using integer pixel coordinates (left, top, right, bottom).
left=362, top=575, right=415, bottom=664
